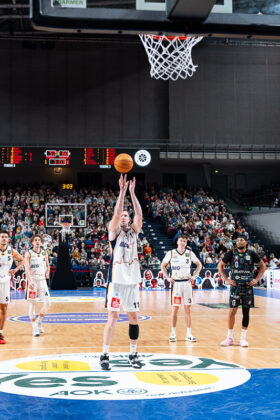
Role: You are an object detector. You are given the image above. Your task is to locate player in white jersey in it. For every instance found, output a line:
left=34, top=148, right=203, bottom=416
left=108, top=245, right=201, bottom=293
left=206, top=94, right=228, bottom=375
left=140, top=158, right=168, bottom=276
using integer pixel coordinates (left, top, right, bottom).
left=25, top=234, right=51, bottom=337
left=100, top=174, right=142, bottom=371
left=0, top=230, right=24, bottom=344
left=161, top=235, right=202, bottom=342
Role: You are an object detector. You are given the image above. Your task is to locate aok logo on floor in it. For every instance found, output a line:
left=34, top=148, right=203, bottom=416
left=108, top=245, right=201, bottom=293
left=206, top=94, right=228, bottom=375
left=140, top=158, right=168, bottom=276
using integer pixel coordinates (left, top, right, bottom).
left=0, top=353, right=250, bottom=400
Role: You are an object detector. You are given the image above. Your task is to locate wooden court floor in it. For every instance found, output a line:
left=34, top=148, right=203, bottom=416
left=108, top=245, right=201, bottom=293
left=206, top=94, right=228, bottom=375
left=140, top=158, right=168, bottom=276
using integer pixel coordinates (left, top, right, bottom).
left=1, top=288, right=279, bottom=368
left=0, top=288, right=279, bottom=420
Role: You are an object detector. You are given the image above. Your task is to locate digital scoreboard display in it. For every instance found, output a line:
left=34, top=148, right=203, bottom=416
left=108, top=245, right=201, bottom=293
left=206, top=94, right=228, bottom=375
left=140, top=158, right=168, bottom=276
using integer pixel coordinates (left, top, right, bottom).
left=0, top=147, right=33, bottom=167
left=44, top=149, right=71, bottom=166
left=0, top=147, right=159, bottom=169
left=84, top=148, right=115, bottom=166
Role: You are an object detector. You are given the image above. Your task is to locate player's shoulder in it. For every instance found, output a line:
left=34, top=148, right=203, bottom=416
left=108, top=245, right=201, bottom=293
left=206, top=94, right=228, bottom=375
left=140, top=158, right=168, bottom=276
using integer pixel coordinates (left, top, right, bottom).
left=223, top=249, right=234, bottom=260
left=248, top=249, right=260, bottom=259
left=109, top=228, right=121, bottom=241
left=162, top=249, right=172, bottom=259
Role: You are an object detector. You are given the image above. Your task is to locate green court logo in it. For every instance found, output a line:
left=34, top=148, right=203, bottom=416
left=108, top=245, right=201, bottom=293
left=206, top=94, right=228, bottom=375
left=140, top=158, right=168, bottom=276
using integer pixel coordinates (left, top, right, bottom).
left=0, top=353, right=250, bottom=400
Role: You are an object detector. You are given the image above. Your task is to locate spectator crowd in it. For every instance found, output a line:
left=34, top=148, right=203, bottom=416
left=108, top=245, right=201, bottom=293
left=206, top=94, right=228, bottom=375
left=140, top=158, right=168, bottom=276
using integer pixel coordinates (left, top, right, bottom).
left=0, top=185, right=159, bottom=272
left=0, top=185, right=279, bottom=282
left=145, top=186, right=279, bottom=271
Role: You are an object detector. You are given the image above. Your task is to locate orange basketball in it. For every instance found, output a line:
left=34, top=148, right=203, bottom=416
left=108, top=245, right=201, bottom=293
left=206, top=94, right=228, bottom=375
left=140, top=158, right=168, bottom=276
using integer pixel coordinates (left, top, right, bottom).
left=114, top=153, right=133, bottom=173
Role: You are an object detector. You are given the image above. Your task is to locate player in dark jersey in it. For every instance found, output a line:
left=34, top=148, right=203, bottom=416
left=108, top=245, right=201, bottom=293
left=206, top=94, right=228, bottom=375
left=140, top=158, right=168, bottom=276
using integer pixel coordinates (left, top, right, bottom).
left=218, top=233, right=266, bottom=347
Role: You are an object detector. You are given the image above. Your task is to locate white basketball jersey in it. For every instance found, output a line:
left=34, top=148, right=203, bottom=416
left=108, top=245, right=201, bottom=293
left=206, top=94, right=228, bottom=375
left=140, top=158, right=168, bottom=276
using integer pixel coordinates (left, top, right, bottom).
left=29, top=249, right=47, bottom=279
left=109, top=228, right=141, bottom=285
left=162, top=248, right=199, bottom=280
left=0, top=246, right=13, bottom=283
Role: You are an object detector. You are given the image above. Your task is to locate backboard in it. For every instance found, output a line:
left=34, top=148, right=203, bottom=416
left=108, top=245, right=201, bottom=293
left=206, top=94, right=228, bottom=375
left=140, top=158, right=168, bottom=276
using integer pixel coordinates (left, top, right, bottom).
left=45, top=203, right=87, bottom=229
left=31, top=0, right=280, bottom=40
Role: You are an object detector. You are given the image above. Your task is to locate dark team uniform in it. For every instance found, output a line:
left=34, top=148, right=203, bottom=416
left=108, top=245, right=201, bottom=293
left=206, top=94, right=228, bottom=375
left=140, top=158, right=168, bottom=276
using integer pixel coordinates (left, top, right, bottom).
left=222, top=249, right=261, bottom=308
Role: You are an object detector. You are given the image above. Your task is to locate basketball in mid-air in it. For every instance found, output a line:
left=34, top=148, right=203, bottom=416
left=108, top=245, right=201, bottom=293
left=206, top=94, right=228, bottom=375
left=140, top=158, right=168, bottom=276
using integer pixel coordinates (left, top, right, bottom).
left=114, top=153, right=133, bottom=173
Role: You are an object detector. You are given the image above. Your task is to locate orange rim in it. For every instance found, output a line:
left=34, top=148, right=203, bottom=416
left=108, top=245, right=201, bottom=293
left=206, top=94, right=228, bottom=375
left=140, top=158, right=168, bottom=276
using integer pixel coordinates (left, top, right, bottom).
left=143, top=34, right=190, bottom=41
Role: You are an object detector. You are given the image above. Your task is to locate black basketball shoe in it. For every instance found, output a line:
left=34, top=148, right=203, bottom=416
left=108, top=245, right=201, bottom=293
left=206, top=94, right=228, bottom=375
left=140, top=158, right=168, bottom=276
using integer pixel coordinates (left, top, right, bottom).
left=100, top=353, right=111, bottom=371
left=128, top=353, right=142, bottom=369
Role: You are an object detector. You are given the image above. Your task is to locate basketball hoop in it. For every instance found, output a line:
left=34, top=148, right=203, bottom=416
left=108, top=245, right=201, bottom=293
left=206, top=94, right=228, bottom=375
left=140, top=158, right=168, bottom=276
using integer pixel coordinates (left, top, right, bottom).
left=139, top=34, right=203, bottom=81
left=60, top=222, right=72, bottom=241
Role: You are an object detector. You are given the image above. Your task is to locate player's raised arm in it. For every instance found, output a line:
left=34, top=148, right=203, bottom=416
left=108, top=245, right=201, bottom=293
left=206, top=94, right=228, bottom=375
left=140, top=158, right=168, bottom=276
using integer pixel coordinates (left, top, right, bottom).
left=10, top=249, right=24, bottom=277
left=129, top=177, right=143, bottom=234
left=108, top=174, right=129, bottom=234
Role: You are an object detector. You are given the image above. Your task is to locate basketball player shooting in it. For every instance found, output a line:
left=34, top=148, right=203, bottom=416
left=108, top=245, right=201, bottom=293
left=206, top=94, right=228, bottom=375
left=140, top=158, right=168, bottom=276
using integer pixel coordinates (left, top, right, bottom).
left=100, top=174, right=142, bottom=370
left=0, top=230, right=24, bottom=344
left=25, top=235, right=51, bottom=337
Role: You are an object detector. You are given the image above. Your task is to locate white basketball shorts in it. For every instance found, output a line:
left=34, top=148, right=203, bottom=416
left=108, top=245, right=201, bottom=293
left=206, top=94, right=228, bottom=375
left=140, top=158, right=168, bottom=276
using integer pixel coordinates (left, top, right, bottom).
left=27, top=278, right=50, bottom=303
left=171, top=280, right=193, bottom=306
left=0, top=280, right=10, bottom=304
left=106, top=282, right=140, bottom=312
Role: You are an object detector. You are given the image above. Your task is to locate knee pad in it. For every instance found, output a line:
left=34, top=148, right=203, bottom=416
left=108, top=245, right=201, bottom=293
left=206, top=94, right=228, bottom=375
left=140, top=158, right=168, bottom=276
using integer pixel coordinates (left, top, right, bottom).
left=242, top=306, right=250, bottom=328
left=29, top=301, right=36, bottom=319
left=129, top=324, right=139, bottom=340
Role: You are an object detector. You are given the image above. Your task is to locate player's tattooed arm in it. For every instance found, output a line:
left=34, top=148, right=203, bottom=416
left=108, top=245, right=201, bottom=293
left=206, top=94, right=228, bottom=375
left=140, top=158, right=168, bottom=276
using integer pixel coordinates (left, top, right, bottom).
left=249, top=260, right=267, bottom=286
left=218, top=260, right=237, bottom=286
left=108, top=174, right=129, bottom=235
left=10, top=249, right=24, bottom=277
left=129, top=177, right=143, bottom=234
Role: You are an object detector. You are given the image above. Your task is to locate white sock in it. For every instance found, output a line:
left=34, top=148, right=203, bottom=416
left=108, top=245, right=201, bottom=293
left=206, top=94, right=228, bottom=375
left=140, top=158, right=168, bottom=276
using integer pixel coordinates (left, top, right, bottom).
left=103, top=344, right=109, bottom=354
left=171, top=327, right=176, bottom=335
left=130, top=344, right=137, bottom=354
left=37, top=317, right=42, bottom=325
left=187, top=328, right=192, bottom=337
left=227, top=329, right=234, bottom=339
left=32, top=321, right=37, bottom=330
left=0, top=330, right=3, bottom=334
left=240, top=329, right=247, bottom=339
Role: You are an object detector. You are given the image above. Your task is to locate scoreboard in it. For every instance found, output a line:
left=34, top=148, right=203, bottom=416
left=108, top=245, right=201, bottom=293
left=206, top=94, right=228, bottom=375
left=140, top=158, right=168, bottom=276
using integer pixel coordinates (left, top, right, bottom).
left=0, top=147, right=158, bottom=169
left=0, top=147, right=33, bottom=167
left=83, top=148, right=115, bottom=166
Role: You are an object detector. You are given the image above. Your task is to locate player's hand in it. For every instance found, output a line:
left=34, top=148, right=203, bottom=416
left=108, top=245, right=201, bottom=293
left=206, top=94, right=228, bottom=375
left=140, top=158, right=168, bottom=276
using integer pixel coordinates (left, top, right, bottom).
left=129, top=177, right=136, bottom=195
left=119, top=174, right=129, bottom=193
left=249, top=279, right=258, bottom=286
left=9, top=269, right=16, bottom=277
left=29, top=283, right=35, bottom=290
left=225, top=278, right=237, bottom=286
left=168, top=277, right=174, bottom=284
left=46, top=274, right=49, bottom=280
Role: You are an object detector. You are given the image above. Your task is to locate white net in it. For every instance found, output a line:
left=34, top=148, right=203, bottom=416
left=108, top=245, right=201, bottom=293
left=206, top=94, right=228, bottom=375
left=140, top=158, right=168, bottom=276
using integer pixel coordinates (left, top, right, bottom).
left=60, top=223, right=72, bottom=242
left=139, top=34, right=203, bottom=81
